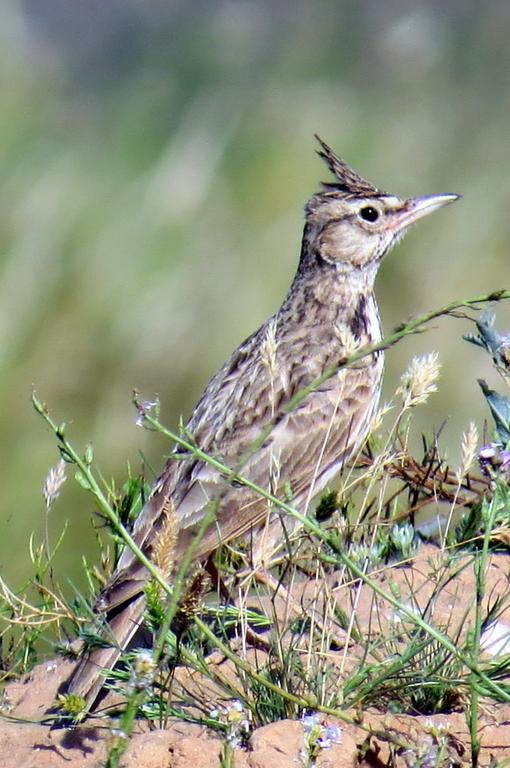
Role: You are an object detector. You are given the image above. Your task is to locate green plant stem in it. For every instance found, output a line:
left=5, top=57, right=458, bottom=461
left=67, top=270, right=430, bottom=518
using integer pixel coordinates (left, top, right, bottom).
left=32, top=394, right=170, bottom=598
left=105, top=690, right=145, bottom=768
left=241, top=289, right=510, bottom=457
left=37, top=378, right=510, bottom=715
left=193, top=613, right=415, bottom=750
left=32, top=395, right=330, bottom=718
left=33, top=288, right=510, bottom=740
left=152, top=503, right=218, bottom=664
left=32, top=395, right=414, bottom=749
left=468, top=490, right=499, bottom=768
left=143, top=411, right=510, bottom=705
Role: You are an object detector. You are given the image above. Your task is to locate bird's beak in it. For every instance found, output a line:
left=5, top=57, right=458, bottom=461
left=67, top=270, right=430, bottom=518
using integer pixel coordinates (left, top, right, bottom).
left=391, top=193, right=461, bottom=232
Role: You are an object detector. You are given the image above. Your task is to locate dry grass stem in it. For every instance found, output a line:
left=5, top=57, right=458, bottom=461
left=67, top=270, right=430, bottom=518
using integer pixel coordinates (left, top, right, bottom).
left=0, top=575, right=73, bottom=626
left=370, top=401, right=393, bottom=433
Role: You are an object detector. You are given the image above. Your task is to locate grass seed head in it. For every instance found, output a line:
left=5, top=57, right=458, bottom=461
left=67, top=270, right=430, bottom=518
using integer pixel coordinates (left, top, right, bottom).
left=43, top=458, right=67, bottom=509
left=398, top=352, right=440, bottom=409
left=260, top=318, right=279, bottom=378
left=173, top=568, right=211, bottom=636
left=334, top=324, right=360, bottom=357
left=153, top=497, right=178, bottom=583
left=457, top=420, right=479, bottom=482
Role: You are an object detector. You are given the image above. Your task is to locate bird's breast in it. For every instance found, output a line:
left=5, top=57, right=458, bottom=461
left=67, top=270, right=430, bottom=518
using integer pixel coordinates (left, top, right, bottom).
left=348, top=292, right=382, bottom=345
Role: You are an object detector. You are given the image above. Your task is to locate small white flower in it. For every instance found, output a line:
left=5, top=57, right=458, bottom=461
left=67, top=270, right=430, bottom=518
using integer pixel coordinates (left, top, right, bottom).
left=302, top=713, right=319, bottom=733
left=129, top=649, right=156, bottom=692
left=135, top=400, right=158, bottom=427
left=301, top=713, right=342, bottom=759
left=210, top=700, right=252, bottom=748
left=325, top=724, right=342, bottom=743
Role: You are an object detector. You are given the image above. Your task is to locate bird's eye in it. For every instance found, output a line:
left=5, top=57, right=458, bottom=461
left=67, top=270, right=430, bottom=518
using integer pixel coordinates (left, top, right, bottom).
left=359, top=206, right=379, bottom=223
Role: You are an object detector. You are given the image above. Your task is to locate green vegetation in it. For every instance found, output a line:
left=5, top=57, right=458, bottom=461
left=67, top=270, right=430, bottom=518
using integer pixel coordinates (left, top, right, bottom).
left=2, top=6, right=510, bottom=765
left=2, top=3, right=510, bottom=595
left=3, top=301, right=510, bottom=766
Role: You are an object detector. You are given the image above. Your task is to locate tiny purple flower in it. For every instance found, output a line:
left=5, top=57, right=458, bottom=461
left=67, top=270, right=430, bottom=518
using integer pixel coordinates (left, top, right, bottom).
left=500, top=450, right=510, bottom=472
left=479, top=444, right=497, bottom=460
left=325, top=724, right=342, bottom=743
left=478, top=443, right=499, bottom=477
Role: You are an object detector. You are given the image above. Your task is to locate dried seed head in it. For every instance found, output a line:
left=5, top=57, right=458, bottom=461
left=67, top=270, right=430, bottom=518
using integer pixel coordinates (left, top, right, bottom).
left=43, top=459, right=67, bottom=510
left=334, top=323, right=360, bottom=357
left=174, top=569, right=211, bottom=636
left=370, top=401, right=393, bottom=433
left=152, top=497, right=177, bottom=582
left=260, top=319, right=279, bottom=377
left=179, top=569, right=210, bottom=619
left=397, top=352, right=440, bottom=409
left=261, top=319, right=279, bottom=415
left=456, top=421, right=479, bottom=482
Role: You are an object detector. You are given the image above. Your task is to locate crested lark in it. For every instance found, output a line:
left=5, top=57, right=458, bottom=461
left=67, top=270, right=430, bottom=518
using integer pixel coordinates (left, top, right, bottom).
left=66, top=136, right=459, bottom=708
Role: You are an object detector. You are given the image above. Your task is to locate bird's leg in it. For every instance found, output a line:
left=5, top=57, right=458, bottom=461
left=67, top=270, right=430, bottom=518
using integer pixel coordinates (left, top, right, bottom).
left=240, top=545, right=348, bottom=652
left=204, top=554, right=231, bottom=602
left=204, top=554, right=271, bottom=650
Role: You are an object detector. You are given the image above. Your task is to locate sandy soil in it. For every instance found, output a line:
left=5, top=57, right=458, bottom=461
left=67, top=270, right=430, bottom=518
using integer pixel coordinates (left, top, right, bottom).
left=2, top=544, right=510, bottom=767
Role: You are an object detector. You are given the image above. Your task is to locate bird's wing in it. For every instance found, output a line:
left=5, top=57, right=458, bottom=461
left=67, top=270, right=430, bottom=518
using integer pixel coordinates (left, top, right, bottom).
left=68, top=316, right=382, bottom=711
left=98, top=322, right=382, bottom=612
left=176, top=354, right=383, bottom=548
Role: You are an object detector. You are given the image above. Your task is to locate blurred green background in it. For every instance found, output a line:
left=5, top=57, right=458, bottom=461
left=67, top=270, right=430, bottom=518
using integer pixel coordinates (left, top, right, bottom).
left=1, top=1, right=510, bottom=592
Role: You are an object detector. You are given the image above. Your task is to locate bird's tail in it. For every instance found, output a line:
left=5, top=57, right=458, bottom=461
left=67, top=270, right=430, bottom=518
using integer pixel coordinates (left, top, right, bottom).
left=64, top=593, right=145, bottom=712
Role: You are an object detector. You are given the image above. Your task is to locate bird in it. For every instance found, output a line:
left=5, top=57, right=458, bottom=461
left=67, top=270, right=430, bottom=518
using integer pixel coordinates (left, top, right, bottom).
left=65, top=136, right=459, bottom=710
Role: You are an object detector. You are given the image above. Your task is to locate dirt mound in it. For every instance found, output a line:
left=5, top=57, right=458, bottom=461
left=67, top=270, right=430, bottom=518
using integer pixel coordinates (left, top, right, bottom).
left=2, top=545, right=510, bottom=766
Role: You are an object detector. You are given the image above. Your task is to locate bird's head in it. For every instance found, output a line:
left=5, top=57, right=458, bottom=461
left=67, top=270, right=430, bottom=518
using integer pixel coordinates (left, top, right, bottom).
left=302, top=136, right=459, bottom=279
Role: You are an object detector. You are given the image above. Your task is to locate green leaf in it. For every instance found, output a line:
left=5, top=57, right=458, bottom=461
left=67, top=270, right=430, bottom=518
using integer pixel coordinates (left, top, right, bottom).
left=478, top=379, right=510, bottom=443
left=84, top=443, right=94, bottom=466
left=75, top=470, right=92, bottom=491
left=58, top=446, right=75, bottom=464
left=31, top=391, right=46, bottom=415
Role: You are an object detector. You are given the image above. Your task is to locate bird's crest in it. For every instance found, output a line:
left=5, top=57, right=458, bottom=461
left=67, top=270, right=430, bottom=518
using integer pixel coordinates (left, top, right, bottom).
left=314, top=134, right=385, bottom=197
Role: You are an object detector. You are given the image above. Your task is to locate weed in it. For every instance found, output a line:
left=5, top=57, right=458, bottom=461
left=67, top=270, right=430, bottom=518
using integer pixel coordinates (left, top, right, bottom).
left=3, top=299, right=510, bottom=766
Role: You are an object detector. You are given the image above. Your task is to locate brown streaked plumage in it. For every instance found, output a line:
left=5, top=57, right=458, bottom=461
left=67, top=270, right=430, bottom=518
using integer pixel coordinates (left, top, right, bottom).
left=66, top=137, right=459, bottom=709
